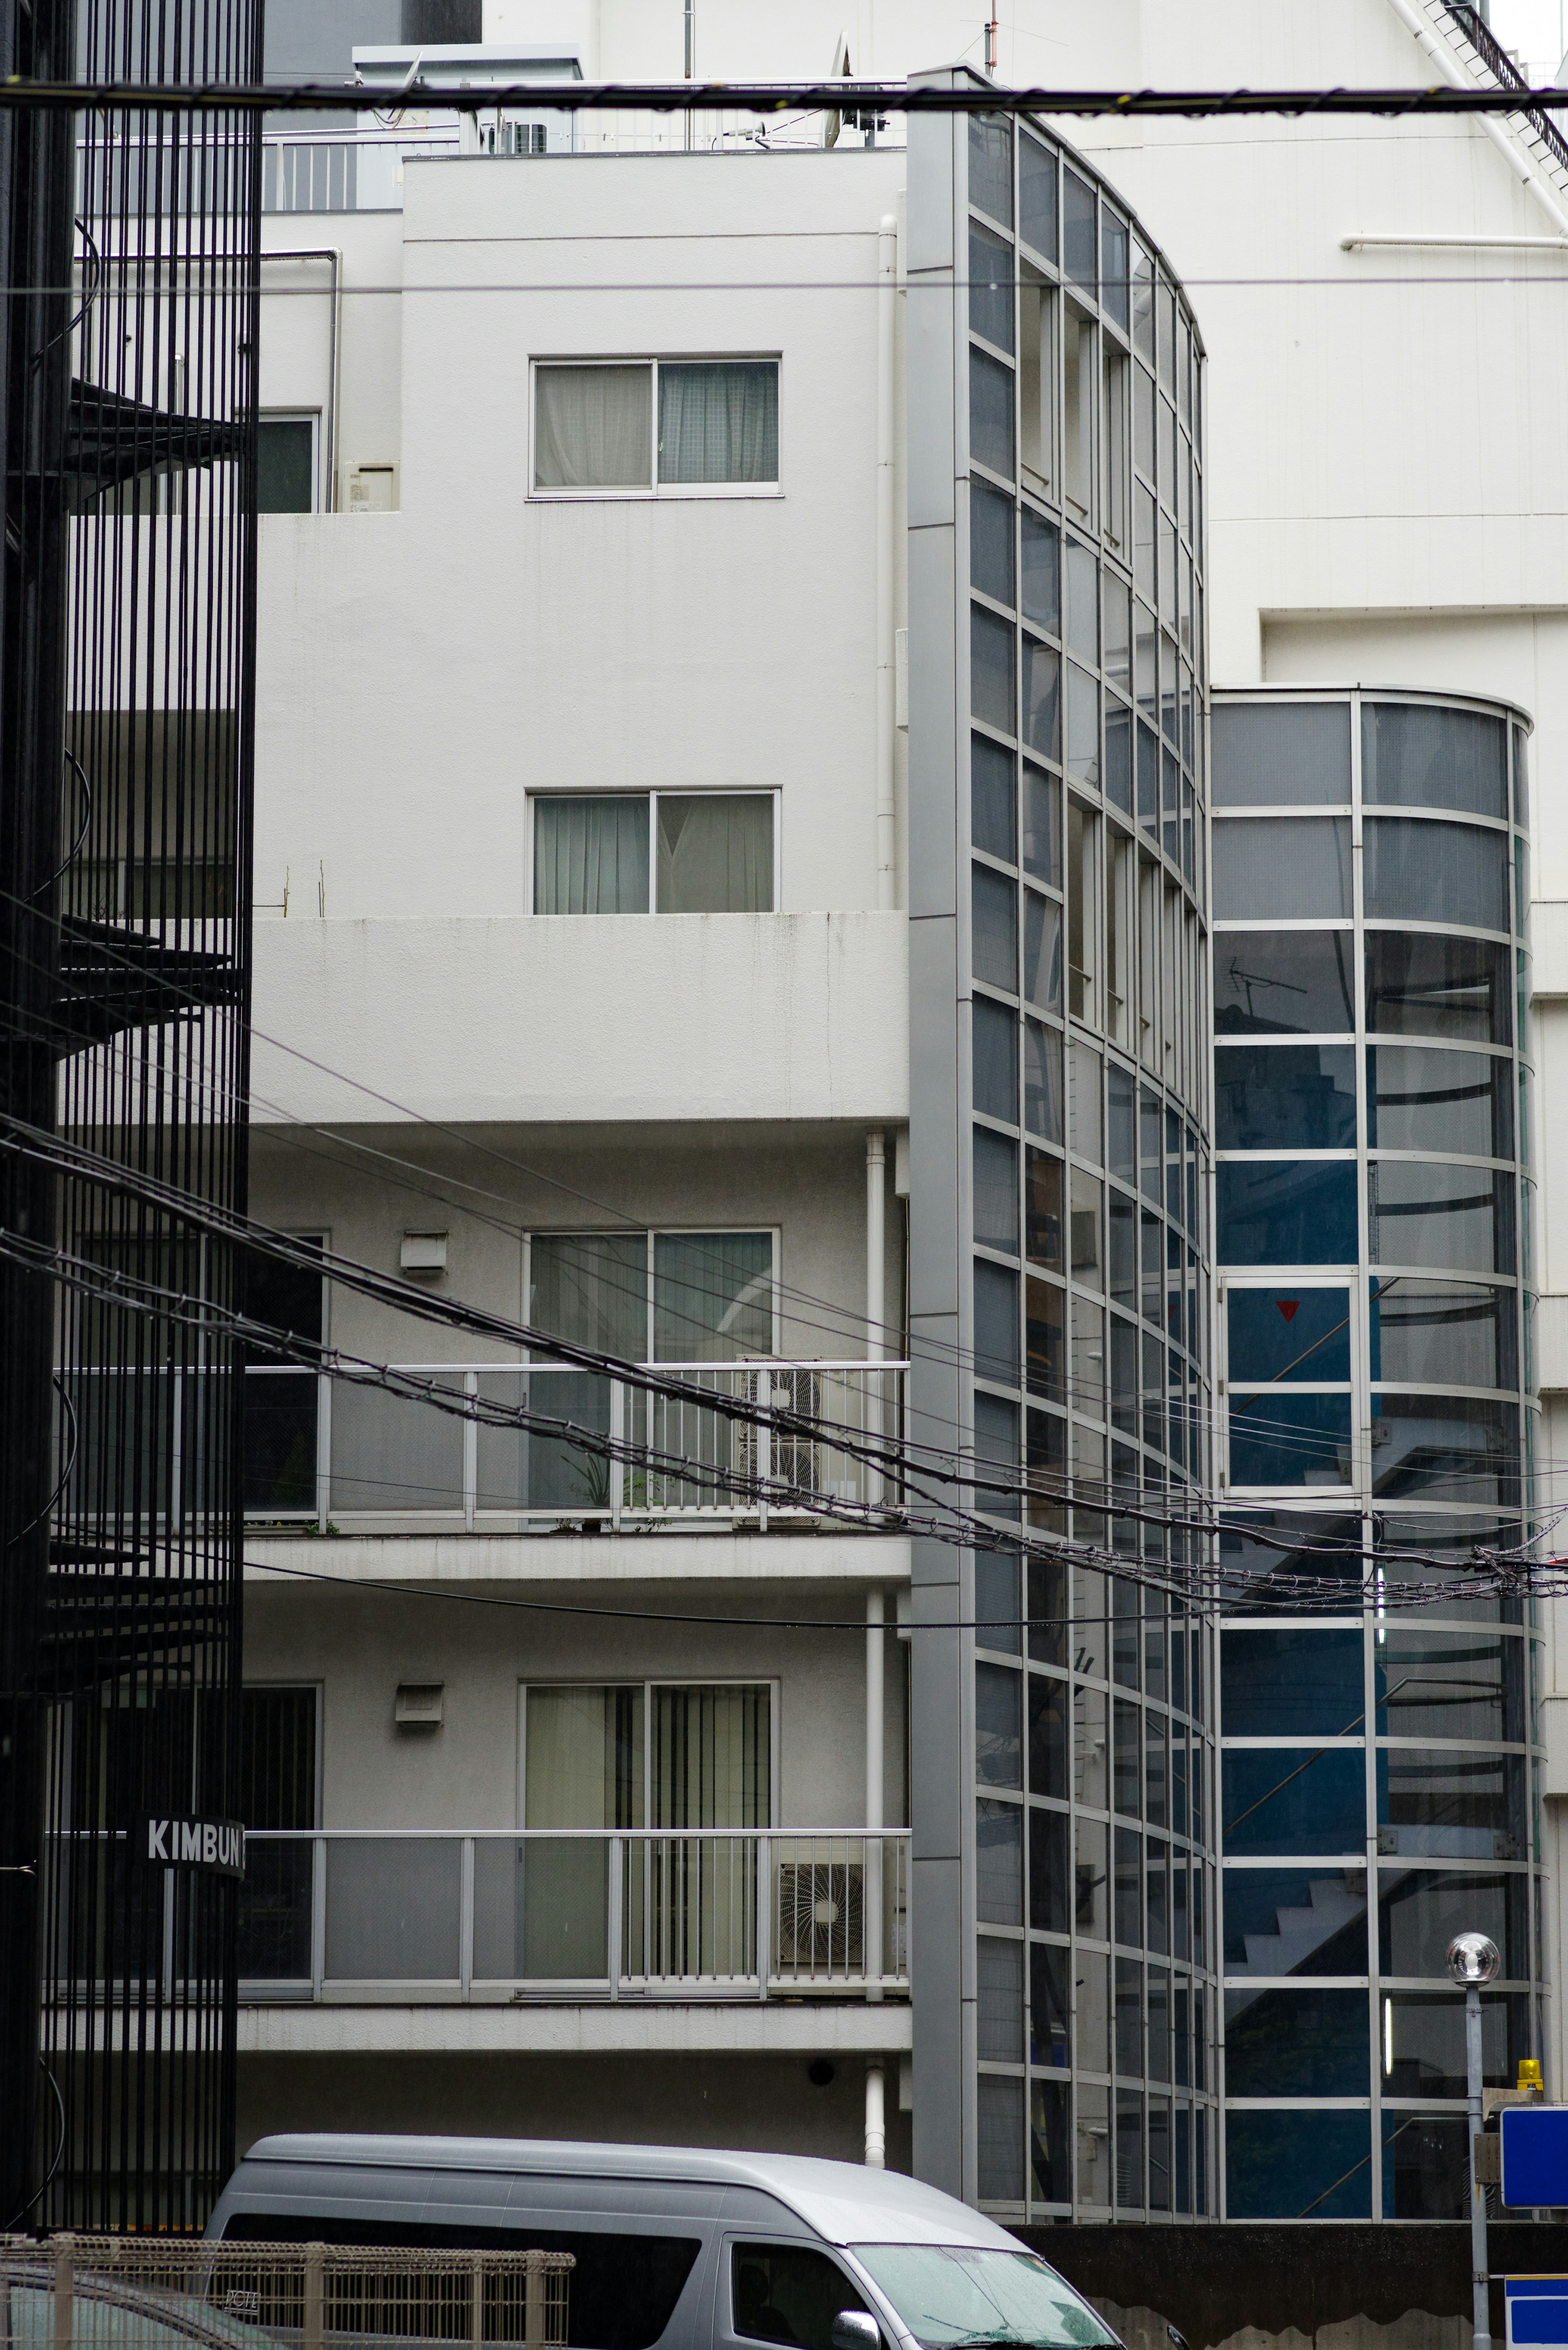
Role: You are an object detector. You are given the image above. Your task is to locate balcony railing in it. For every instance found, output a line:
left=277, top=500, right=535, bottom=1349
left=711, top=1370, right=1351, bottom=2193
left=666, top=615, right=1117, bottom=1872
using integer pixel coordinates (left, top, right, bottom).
left=242, top=1358, right=905, bottom=1529
left=240, top=1828, right=910, bottom=2003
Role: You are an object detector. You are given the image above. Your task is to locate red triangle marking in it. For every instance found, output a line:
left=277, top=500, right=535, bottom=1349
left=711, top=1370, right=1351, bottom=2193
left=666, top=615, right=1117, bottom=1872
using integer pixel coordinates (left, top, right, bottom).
left=1276, top=1299, right=1301, bottom=1323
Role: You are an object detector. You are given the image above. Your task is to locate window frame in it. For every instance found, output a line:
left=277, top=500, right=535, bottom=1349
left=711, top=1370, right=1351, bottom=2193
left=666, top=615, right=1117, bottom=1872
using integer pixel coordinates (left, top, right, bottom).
left=529, top=356, right=783, bottom=501
left=527, top=786, right=781, bottom=915
left=517, top=1677, right=782, bottom=1830
left=237, top=1680, right=324, bottom=1830
left=257, top=408, right=321, bottom=514
left=523, top=1225, right=782, bottom=1362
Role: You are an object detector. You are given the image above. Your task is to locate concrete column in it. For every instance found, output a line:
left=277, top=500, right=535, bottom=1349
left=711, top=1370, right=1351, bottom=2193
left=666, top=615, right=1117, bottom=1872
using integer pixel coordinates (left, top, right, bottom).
left=864, top=2060, right=886, bottom=2168
left=866, top=1130, right=886, bottom=1358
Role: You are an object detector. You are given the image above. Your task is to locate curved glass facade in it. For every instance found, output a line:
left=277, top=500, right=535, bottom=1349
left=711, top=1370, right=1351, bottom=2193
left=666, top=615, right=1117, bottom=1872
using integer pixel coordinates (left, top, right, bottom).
left=1211, top=687, right=1543, bottom=2222
left=906, top=80, right=1216, bottom=2223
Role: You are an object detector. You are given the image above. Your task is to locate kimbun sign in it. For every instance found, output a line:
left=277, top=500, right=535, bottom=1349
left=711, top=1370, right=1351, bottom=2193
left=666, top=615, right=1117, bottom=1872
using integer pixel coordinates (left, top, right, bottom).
left=132, top=1814, right=245, bottom=1878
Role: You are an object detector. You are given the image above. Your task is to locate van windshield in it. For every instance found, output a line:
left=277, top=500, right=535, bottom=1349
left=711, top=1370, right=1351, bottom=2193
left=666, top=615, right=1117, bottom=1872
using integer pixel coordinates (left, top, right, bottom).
left=851, top=2248, right=1116, bottom=2350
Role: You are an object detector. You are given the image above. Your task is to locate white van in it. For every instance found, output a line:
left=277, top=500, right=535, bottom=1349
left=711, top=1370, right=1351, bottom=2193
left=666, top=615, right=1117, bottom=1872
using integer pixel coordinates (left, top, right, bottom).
left=208, top=2136, right=1119, bottom=2350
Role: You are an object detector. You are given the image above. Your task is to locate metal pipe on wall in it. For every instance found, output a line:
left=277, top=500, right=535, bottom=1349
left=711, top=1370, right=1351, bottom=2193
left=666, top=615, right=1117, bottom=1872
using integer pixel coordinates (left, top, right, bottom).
left=875, top=215, right=898, bottom=910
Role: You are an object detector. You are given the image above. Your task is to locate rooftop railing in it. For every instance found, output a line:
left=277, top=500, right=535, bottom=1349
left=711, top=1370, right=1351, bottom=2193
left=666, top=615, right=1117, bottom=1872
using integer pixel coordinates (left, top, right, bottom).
left=239, top=1827, right=910, bottom=2004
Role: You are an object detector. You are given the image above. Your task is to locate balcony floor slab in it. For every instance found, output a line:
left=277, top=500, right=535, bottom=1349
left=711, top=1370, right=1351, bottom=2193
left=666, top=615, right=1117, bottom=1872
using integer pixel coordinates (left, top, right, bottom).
left=243, top=1530, right=911, bottom=1588
left=236, top=2000, right=912, bottom=2057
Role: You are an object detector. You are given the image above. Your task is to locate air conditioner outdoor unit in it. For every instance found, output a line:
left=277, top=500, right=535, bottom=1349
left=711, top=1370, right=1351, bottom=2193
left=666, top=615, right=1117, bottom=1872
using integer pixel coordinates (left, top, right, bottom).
left=777, top=1861, right=864, bottom=1971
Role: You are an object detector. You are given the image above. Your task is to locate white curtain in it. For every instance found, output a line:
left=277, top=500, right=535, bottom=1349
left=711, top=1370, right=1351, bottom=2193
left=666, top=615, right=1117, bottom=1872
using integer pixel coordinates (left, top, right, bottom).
left=534, top=794, right=649, bottom=913
left=657, top=362, right=777, bottom=484
left=653, top=1230, right=773, bottom=1360
left=525, top=1686, right=643, bottom=1829
left=655, top=794, right=773, bottom=913
left=652, top=1685, right=769, bottom=1828
left=530, top=1232, right=646, bottom=1358
left=534, top=364, right=651, bottom=488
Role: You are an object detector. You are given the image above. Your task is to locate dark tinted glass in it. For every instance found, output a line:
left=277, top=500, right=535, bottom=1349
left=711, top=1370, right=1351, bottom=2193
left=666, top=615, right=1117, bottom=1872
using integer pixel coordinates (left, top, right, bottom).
left=1018, top=132, right=1057, bottom=259
left=1026, top=1149, right=1064, bottom=1269
left=1370, top=1394, right=1519, bottom=1505
left=976, top=1659, right=1023, bottom=1784
left=236, top=1688, right=317, bottom=1831
left=969, top=221, right=1015, bottom=355
left=1029, top=1674, right=1069, bottom=1799
left=1225, top=1988, right=1368, bottom=2098
left=973, top=862, right=1018, bottom=991
left=1022, top=639, right=1060, bottom=759
left=1108, top=1064, right=1136, bottom=1183
left=1225, top=2111, right=1371, bottom=2222
left=973, top=997, right=1018, bottom=1124
left=1227, top=1286, right=1351, bottom=1383
left=1214, top=818, right=1351, bottom=919
left=978, top=1934, right=1025, bottom=2060
left=1363, top=817, right=1508, bottom=932
left=1217, top=1162, right=1358, bottom=1266
left=734, top=2246, right=870, bottom=2350
left=1022, top=890, right=1062, bottom=1010
left=1022, top=763, right=1060, bottom=884
left=1222, top=1865, right=1369, bottom=1974
left=1378, top=1868, right=1526, bottom=1978
left=1363, top=703, right=1507, bottom=818
left=1367, top=1044, right=1512, bottom=1158
left=1375, top=1629, right=1524, bottom=1742
left=975, top=1127, right=1020, bottom=1255
left=1370, top=1278, right=1515, bottom=1391
left=1228, top=1393, right=1353, bottom=1488
left=977, top=1548, right=1022, bottom=1654
left=257, top=417, right=314, bottom=513
left=1063, top=171, right=1097, bottom=288
left=971, top=604, right=1015, bottom=734
left=976, top=1394, right=1021, bottom=1523
left=1025, top=1275, right=1064, bottom=1399
left=1221, top=1747, right=1365, bottom=1854
left=1031, top=1945, right=1071, bottom=2070
left=1215, top=1044, right=1357, bottom=1150
left=1105, top=705, right=1132, bottom=815
left=1101, top=212, right=1130, bottom=331
left=969, top=111, right=1013, bottom=226
left=1212, top=702, right=1352, bottom=807
left=972, top=736, right=1016, bottom=860
left=1021, top=508, right=1060, bottom=635
left=1025, top=1017, right=1064, bottom=1142
left=970, top=479, right=1015, bottom=605
left=970, top=346, right=1015, bottom=477
left=1368, top=1161, right=1514, bottom=1275
left=1221, top=1629, right=1363, bottom=1738
left=977, top=1795, right=1023, bottom=1922
left=975, top=1259, right=1022, bottom=1388
left=1382, top=1992, right=1526, bottom=2103
left=1030, top=1805, right=1069, bottom=1933
left=1365, top=931, right=1511, bottom=1044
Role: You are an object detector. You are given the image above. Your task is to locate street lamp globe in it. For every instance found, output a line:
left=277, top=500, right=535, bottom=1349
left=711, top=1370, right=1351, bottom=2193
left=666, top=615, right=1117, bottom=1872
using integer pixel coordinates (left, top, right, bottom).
left=1447, top=1931, right=1502, bottom=1987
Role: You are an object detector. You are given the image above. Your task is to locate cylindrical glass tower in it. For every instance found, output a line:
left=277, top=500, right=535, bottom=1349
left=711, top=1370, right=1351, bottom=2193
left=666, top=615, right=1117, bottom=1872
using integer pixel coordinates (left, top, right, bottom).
left=1210, top=684, right=1543, bottom=2222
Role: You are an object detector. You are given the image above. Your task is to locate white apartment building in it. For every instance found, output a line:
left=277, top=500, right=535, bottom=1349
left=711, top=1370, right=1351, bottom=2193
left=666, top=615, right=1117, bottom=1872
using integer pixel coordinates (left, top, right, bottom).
left=241, top=0, right=1568, bottom=2259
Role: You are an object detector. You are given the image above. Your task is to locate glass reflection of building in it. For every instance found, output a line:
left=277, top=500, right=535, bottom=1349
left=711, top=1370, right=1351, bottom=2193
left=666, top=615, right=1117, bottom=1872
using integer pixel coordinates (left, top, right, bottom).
left=1211, top=687, right=1543, bottom=2223
left=906, top=76, right=1217, bottom=2223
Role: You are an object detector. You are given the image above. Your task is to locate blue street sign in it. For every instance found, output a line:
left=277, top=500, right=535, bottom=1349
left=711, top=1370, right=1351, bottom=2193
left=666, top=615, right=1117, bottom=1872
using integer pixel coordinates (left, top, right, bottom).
left=1502, top=2110, right=1568, bottom=2207
left=1505, top=2280, right=1568, bottom=2350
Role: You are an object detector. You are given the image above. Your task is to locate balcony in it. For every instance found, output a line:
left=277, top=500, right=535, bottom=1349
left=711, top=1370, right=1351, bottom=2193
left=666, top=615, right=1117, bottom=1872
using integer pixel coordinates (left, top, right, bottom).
left=240, top=1828, right=909, bottom=2005
left=243, top=1359, right=906, bottom=1532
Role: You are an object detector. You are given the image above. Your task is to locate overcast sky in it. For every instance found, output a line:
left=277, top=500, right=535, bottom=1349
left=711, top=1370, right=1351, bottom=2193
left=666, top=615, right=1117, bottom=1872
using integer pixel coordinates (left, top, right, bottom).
left=1489, top=0, right=1566, bottom=79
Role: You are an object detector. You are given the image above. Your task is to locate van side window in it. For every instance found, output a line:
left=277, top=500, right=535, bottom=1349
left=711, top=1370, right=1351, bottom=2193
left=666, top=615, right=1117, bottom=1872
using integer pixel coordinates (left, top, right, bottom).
left=220, top=2215, right=699, bottom=2350
left=732, top=2245, right=873, bottom=2350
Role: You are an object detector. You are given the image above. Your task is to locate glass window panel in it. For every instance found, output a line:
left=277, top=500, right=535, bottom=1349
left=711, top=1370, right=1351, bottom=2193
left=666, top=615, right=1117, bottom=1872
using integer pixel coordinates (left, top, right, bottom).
left=1222, top=1864, right=1369, bottom=1976
left=1225, top=1987, right=1370, bottom=2097
left=977, top=2077, right=1025, bottom=2203
left=1369, top=1161, right=1513, bottom=1275
left=1025, top=1150, right=1064, bottom=1271
left=1105, top=705, right=1132, bottom=816
left=976, top=1547, right=1022, bottom=1656
left=1377, top=1748, right=1524, bottom=1862
left=1022, top=763, right=1060, bottom=886
left=970, top=221, right=1015, bottom=355
left=1026, top=1275, right=1065, bottom=1400
left=525, top=1685, right=644, bottom=1830
left=657, top=362, right=778, bottom=484
left=1229, top=1392, right=1353, bottom=1488
left=1026, top=1406, right=1067, bottom=1531
left=974, top=997, right=1020, bottom=1125
left=974, top=1127, right=1020, bottom=1255
left=1030, top=1805, right=1070, bottom=1932
left=976, top=1393, right=1022, bottom=1522
left=1217, top=1162, right=1358, bottom=1266
left=1105, top=578, right=1131, bottom=691
left=1226, top=2111, right=1371, bottom=2221
left=1022, top=639, right=1061, bottom=760
left=1367, top=1044, right=1512, bottom=1158
left=972, top=604, right=1016, bottom=735
left=534, top=363, right=652, bottom=489
left=1114, top=1705, right=1140, bottom=1819
left=1064, top=540, right=1099, bottom=666
left=1020, top=266, right=1056, bottom=499
left=969, top=111, right=1013, bottom=226
left=1116, top=2093, right=1145, bottom=2211
left=531, top=1233, right=647, bottom=1360
left=1071, top=1167, right=1103, bottom=1289
left=971, top=346, right=1015, bottom=479
left=1022, top=890, right=1063, bottom=1012
left=975, top=1258, right=1022, bottom=1389
left=1066, top=664, right=1100, bottom=787
left=1025, top=1018, right=1064, bottom=1142
left=1365, top=930, right=1512, bottom=1045
left=976, top=1661, right=1023, bottom=1787
left=1227, top=1286, right=1351, bottom=1384
left=1020, top=510, right=1059, bottom=637
left=1213, top=818, right=1352, bottom=920
left=1370, top=1278, right=1515, bottom=1391
left=1221, top=1748, right=1366, bottom=1855
left=1031, top=2078, right=1071, bottom=2207
left=1211, top=702, right=1352, bottom=806
left=653, top=1232, right=772, bottom=1360
left=535, top=794, right=650, bottom=914
left=257, top=417, right=314, bottom=513
left=971, top=480, right=1016, bottom=606
left=1382, top=1991, right=1524, bottom=2099
left=1064, top=305, right=1096, bottom=528
left=1363, top=817, right=1508, bottom=932
left=1102, top=212, right=1130, bottom=332
left=977, top=1935, right=1025, bottom=2062
left=1216, top=1044, right=1357, bottom=1150
left=1029, top=1673, right=1069, bottom=1799
left=1063, top=170, right=1097, bottom=288
left=1369, top=1394, right=1519, bottom=1507
left=1222, top=1629, right=1364, bottom=1739
left=656, top=794, right=773, bottom=912
left=1114, top=1955, right=1143, bottom=2073
left=973, top=863, right=1019, bottom=992
left=1107, top=1065, right=1136, bottom=1184
left=1377, top=1867, right=1526, bottom=1977
left=1363, top=702, right=1507, bottom=818
left=977, top=1797, right=1024, bottom=1924
left=1018, top=132, right=1056, bottom=259
left=972, top=737, right=1017, bottom=861
left=1070, top=1039, right=1103, bottom=1164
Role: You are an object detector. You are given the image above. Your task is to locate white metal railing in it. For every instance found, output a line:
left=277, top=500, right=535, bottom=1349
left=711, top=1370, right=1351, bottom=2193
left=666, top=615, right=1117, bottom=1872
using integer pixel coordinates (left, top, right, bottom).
left=241, top=1358, right=906, bottom=1529
left=239, top=1828, right=909, bottom=2003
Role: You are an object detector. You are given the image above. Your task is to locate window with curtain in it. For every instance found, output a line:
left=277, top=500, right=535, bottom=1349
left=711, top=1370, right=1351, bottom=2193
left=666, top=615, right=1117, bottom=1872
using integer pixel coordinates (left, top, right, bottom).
left=526, top=1229, right=775, bottom=1362
left=534, top=360, right=779, bottom=492
left=534, top=793, right=774, bottom=914
left=530, top=1233, right=647, bottom=1359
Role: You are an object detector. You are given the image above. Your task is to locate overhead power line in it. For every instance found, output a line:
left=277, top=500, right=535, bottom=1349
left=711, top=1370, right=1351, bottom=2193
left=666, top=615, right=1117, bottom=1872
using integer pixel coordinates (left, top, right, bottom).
left=8, top=76, right=1568, bottom=122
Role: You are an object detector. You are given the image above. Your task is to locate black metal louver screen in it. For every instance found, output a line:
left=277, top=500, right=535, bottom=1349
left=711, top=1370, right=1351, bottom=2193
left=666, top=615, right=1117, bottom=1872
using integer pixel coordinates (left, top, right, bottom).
left=0, top=0, right=260, bottom=2230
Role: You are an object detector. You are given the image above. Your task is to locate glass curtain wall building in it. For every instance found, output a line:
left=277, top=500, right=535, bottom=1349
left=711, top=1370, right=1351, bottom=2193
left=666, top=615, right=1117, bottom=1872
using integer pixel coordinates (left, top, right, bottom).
left=907, top=72, right=1217, bottom=2224
left=1211, top=686, right=1543, bottom=2223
